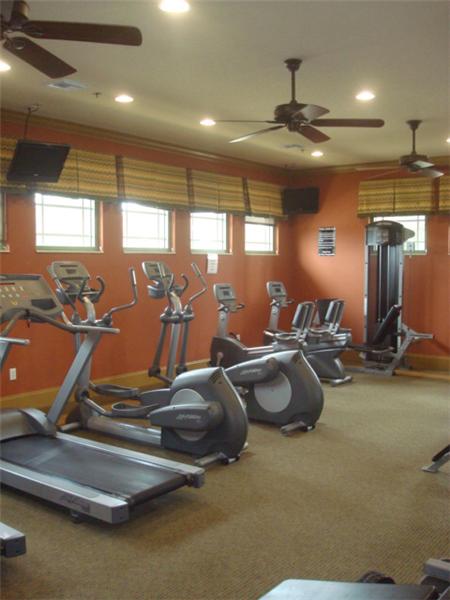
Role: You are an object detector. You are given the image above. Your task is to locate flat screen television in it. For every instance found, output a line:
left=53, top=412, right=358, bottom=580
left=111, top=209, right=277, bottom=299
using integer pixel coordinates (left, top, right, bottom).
left=282, top=187, right=319, bottom=214
left=7, top=139, right=70, bottom=183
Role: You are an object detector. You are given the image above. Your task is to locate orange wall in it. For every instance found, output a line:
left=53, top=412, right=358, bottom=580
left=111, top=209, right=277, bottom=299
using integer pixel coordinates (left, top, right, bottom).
left=0, top=118, right=294, bottom=397
left=1, top=117, right=448, bottom=399
left=288, top=170, right=449, bottom=356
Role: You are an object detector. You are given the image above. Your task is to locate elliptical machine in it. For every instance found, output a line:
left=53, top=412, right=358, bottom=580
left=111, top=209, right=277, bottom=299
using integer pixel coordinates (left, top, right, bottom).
left=142, top=263, right=324, bottom=435
left=263, top=281, right=352, bottom=386
left=47, top=261, right=248, bottom=466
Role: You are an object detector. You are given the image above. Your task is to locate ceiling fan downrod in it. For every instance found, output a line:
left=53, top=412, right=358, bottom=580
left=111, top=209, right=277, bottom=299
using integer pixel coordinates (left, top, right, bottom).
left=285, top=58, right=302, bottom=103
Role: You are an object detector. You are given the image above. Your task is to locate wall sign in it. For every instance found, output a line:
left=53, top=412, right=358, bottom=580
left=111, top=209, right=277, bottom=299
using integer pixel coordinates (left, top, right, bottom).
left=318, top=227, right=336, bottom=256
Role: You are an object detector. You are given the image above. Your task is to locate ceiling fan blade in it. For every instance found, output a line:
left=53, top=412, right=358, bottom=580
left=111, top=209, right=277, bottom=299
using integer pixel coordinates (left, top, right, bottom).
left=292, top=104, right=329, bottom=121
left=298, top=125, right=330, bottom=143
left=22, top=21, right=142, bottom=46
left=214, top=120, right=278, bottom=124
left=229, top=125, right=286, bottom=144
left=3, top=36, right=76, bottom=78
left=355, top=165, right=395, bottom=171
left=366, top=169, right=401, bottom=180
left=311, top=118, right=385, bottom=128
left=414, top=167, right=444, bottom=178
left=409, top=159, right=434, bottom=170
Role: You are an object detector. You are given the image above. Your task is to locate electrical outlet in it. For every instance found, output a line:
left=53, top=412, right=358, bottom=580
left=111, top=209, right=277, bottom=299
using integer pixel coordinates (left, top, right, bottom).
left=9, top=367, right=17, bottom=381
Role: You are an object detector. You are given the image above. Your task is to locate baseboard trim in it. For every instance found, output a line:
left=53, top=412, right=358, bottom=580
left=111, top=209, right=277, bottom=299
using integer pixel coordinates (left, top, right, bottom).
left=0, top=359, right=209, bottom=413
left=342, top=349, right=449, bottom=374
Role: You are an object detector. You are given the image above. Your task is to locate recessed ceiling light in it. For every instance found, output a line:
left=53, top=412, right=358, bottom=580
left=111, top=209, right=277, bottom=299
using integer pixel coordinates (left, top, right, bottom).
left=159, top=0, right=190, bottom=13
left=200, top=118, right=216, bottom=127
left=311, top=150, right=323, bottom=157
left=115, top=94, right=134, bottom=103
left=0, top=60, right=11, bottom=72
left=356, top=90, right=375, bottom=101
left=446, top=137, right=450, bottom=144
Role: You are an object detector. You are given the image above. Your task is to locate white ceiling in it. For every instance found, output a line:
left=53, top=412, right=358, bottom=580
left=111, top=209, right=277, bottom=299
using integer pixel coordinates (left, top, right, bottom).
left=1, top=0, right=449, bottom=169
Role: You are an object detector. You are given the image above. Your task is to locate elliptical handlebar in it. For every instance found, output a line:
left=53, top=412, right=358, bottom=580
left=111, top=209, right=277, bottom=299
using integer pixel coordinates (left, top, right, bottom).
left=101, top=267, right=138, bottom=324
left=185, top=263, right=207, bottom=308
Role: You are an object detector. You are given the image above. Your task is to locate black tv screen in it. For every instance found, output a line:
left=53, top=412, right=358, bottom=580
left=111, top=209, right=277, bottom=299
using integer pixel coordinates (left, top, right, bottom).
left=7, top=139, right=70, bottom=183
left=282, top=187, right=319, bottom=214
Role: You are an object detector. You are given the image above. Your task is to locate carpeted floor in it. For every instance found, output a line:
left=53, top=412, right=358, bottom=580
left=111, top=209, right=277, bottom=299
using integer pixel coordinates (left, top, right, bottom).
left=1, top=373, right=449, bottom=600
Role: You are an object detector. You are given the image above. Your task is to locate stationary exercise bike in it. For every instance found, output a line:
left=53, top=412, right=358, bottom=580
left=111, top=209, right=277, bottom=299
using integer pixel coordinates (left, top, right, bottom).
left=142, top=262, right=324, bottom=434
left=48, top=261, right=248, bottom=466
left=263, top=281, right=352, bottom=385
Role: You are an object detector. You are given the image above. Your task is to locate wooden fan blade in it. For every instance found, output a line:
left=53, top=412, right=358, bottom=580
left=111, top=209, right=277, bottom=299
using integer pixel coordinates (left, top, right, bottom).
left=3, top=37, right=76, bottom=78
left=355, top=164, right=396, bottom=171
left=311, top=118, right=385, bottom=127
left=414, top=167, right=444, bottom=178
left=298, top=125, right=330, bottom=143
left=215, top=120, right=278, bottom=124
left=292, top=104, right=329, bottom=121
left=229, top=125, right=285, bottom=144
left=23, top=21, right=142, bottom=46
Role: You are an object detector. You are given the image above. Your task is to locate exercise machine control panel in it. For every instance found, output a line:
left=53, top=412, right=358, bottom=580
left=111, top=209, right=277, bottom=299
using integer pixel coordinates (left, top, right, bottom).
left=266, top=281, right=289, bottom=303
left=213, top=284, right=244, bottom=313
left=0, top=274, right=63, bottom=323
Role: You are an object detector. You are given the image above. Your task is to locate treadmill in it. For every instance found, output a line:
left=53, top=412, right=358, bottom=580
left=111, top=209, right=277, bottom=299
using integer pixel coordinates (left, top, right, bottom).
left=0, top=522, right=26, bottom=557
left=0, top=274, right=205, bottom=524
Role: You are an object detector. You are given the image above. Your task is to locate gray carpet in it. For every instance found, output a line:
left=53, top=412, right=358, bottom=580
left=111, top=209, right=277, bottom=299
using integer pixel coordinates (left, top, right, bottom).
left=1, top=374, right=449, bottom=600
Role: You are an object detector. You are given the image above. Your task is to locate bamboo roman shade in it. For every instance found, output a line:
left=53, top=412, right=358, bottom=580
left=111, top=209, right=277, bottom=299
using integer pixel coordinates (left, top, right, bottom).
left=189, top=170, right=245, bottom=213
left=118, top=156, right=189, bottom=208
left=0, top=137, right=21, bottom=192
left=438, top=175, right=450, bottom=212
left=0, top=138, right=118, bottom=200
left=37, top=148, right=118, bottom=200
left=246, top=179, right=284, bottom=217
left=358, top=178, right=434, bottom=216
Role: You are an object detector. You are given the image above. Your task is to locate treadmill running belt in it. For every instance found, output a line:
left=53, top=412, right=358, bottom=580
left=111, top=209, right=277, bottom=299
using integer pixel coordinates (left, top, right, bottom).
left=1, top=436, right=186, bottom=505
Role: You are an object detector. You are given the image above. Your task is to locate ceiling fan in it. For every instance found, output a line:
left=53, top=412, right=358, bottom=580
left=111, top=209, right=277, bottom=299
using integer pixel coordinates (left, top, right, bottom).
left=209, top=58, right=385, bottom=144
left=0, top=0, right=142, bottom=79
left=358, top=120, right=444, bottom=178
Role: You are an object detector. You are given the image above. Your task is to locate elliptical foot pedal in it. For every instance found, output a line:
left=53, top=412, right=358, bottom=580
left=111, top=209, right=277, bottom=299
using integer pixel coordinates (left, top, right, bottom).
left=280, top=421, right=313, bottom=436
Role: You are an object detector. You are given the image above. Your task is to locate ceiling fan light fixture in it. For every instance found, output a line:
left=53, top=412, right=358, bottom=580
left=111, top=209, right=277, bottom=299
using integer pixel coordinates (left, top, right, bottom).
left=0, top=60, right=11, bottom=72
left=311, top=150, right=323, bottom=157
left=356, top=90, right=375, bottom=101
left=200, top=118, right=216, bottom=127
left=115, top=94, right=134, bottom=103
left=159, top=0, right=191, bottom=13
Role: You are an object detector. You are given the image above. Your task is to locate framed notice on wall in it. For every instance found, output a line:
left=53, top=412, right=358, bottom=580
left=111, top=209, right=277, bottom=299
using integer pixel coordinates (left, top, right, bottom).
left=318, top=227, right=336, bottom=256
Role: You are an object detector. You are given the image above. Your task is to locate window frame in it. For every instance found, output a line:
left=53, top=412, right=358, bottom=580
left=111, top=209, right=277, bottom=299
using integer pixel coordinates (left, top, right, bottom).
left=0, top=193, right=7, bottom=252
left=372, top=215, right=427, bottom=255
left=34, top=193, right=101, bottom=253
left=121, top=201, right=173, bottom=254
left=244, top=216, right=277, bottom=255
left=189, top=211, right=230, bottom=254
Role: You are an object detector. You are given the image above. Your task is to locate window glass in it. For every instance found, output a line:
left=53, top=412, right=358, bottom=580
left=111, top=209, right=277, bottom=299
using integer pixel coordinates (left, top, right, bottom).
left=122, top=202, right=170, bottom=251
left=35, top=194, right=98, bottom=250
left=245, top=216, right=275, bottom=253
left=190, top=212, right=227, bottom=252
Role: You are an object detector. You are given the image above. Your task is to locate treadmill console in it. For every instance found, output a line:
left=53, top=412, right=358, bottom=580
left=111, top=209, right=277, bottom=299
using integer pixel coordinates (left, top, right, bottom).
left=0, top=274, right=63, bottom=323
left=213, top=284, right=238, bottom=309
left=266, top=281, right=288, bottom=302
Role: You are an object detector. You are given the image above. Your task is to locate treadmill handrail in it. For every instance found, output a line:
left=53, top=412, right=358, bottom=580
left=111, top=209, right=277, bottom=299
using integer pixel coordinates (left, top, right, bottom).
left=1, top=306, right=119, bottom=337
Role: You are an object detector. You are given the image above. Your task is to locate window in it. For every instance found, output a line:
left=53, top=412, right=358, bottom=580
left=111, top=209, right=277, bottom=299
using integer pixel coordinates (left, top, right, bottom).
left=0, top=194, right=6, bottom=250
left=35, top=193, right=99, bottom=251
left=122, top=202, right=171, bottom=252
left=245, top=216, right=276, bottom=253
left=190, top=212, right=228, bottom=252
left=373, top=215, right=427, bottom=253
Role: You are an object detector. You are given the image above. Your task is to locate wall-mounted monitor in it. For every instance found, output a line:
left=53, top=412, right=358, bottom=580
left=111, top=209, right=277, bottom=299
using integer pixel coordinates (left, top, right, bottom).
left=282, top=187, right=319, bottom=215
left=7, top=139, right=70, bottom=183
